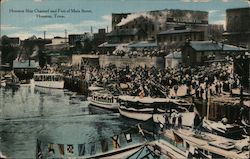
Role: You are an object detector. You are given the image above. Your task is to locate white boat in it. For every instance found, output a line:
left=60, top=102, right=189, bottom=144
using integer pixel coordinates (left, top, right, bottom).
left=85, top=140, right=186, bottom=159
left=88, top=91, right=119, bottom=110
left=4, top=75, right=20, bottom=88
left=34, top=73, right=64, bottom=89
left=0, top=79, right=6, bottom=87
left=163, top=128, right=249, bottom=159
left=202, top=119, right=245, bottom=140
left=118, top=95, right=195, bottom=126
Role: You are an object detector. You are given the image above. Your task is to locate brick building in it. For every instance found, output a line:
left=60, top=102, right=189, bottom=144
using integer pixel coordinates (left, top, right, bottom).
left=110, top=9, right=209, bottom=44
left=157, top=26, right=205, bottom=49
left=68, top=33, right=93, bottom=46
left=223, top=7, right=250, bottom=49
left=182, top=40, right=247, bottom=66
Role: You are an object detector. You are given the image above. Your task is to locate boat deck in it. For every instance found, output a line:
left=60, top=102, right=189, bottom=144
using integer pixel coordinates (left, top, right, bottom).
left=163, top=128, right=249, bottom=159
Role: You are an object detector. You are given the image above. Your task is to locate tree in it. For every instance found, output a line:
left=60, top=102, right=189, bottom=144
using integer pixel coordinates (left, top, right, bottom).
left=1, top=35, right=19, bottom=66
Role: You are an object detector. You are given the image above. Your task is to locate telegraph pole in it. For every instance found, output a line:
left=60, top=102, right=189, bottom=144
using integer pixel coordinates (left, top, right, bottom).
left=65, top=29, right=67, bottom=44
left=43, top=31, right=46, bottom=40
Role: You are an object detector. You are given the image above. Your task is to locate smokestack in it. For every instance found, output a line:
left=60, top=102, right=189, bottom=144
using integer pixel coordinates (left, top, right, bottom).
left=106, top=26, right=109, bottom=33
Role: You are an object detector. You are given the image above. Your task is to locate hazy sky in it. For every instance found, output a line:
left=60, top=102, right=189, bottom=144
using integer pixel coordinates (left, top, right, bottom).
left=1, top=0, right=249, bottom=39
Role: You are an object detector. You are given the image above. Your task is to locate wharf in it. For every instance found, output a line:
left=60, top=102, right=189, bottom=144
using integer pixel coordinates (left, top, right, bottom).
left=64, top=76, right=89, bottom=95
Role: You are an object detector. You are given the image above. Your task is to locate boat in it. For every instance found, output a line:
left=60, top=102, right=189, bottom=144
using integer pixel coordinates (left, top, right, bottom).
left=162, top=128, right=249, bottom=159
left=4, top=74, right=20, bottom=88
left=33, top=73, right=64, bottom=89
left=87, top=91, right=119, bottom=111
left=0, top=77, right=6, bottom=87
left=85, top=140, right=187, bottom=159
left=118, top=95, right=195, bottom=127
left=202, top=119, right=246, bottom=140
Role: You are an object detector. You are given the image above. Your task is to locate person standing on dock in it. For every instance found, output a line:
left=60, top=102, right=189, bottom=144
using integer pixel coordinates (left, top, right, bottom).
left=163, top=110, right=169, bottom=129
left=173, top=84, right=178, bottom=98
left=177, top=112, right=183, bottom=129
left=172, top=111, right=177, bottom=129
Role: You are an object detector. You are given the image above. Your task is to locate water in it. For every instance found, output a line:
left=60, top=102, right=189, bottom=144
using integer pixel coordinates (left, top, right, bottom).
left=0, top=86, right=144, bottom=158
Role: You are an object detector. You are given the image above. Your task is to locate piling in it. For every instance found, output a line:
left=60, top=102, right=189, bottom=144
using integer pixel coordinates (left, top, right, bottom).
left=64, top=76, right=89, bottom=95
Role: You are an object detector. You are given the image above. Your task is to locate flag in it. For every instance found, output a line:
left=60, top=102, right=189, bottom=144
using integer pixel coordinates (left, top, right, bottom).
left=48, top=143, right=55, bottom=155
left=78, top=144, right=85, bottom=156
left=100, top=139, right=109, bottom=152
left=124, top=133, right=132, bottom=143
left=67, top=144, right=74, bottom=155
left=90, top=142, right=96, bottom=155
left=139, top=89, right=145, bottom=98
left=173, top=131, right=183, bottom=143
left=111, top=135, right=120, bottom=149
left=36, top=139, right=43, bottom=159
left=58, top=144, right=64, bottom=156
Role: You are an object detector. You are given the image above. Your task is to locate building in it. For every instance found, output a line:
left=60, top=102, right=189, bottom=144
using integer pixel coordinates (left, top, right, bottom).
left=107, top=28, right=145, bottom=44
left=13, top=60, right=38, bottom=80
left=233, top=53, right=250, bottom=87
left=68, top=33, right=93, bottom=46
left=71, top=54, right=99, bottom=68
left=92, top=29, right=107, bottom=50
left=8, top=37, right=20, bottom=46
left=45, top=37, right=68, bottom=52
left=182, top=40, right=248, bottom=66
left=165, top=51, right=182, bottom=68
left=110, top=9, right=209, bottom=44
left=208, top=24, right=224, bottom=41
left=223, top=7, right=250, bottom=49
left=157, top=26, right=205, bottom=49
left=51, top=36, right=68, bottom=45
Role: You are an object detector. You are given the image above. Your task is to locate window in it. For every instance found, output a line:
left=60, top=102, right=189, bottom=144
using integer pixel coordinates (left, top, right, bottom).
left=180, top=35, right=183, bottom=41
left=152, top=25, right=154, bottom=31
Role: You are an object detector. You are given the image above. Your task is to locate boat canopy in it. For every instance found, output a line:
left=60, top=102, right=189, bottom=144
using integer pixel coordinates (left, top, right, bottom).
left=88, top=86, right=104, bottom=91
left=119, top=95, right=169, bottom=103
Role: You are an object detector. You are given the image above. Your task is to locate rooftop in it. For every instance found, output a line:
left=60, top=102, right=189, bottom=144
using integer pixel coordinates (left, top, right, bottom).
left=158, top=28, right=203, bottom=35
left=107, top=29, right=139, bottom=36
left=188, top=41, right=248, bottom=52
left=98, top=42, right=129, bottom=48
left=129, top=41, right=157, bottom=48
left=13, top=60, right=38, bottom=69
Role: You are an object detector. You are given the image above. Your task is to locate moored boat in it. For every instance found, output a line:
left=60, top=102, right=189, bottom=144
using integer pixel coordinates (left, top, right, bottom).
left=0, top=77, right=6, bottom=87
left=85, top=139, right=187, bottom=159
left=4, top=75, right=20, bottom=88
left=163, top=128, right=249, bottom=159
left=88, top=91, right=119, bottom=111
left=202, top=118, right=246, bottom=140
left=118, top=95, right=195, bottom=127
left=34, top=73, right=64, bottom=89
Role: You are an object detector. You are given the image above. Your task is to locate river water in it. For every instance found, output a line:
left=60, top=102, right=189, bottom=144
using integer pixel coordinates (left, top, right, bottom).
left=0, top=86, right=145, bottom=158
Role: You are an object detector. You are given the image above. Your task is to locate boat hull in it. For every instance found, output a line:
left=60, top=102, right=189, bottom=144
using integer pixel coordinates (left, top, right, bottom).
left=88, top=98, right=119, bottom=110
left=119, top=106, right=195, bottom=127
left=118, top=106, right=164, bottom=121
left=34, top=81, right=64, bottom=89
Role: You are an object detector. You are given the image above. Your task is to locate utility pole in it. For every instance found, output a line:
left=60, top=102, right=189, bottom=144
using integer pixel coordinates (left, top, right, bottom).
left=65, top=29, right=67, bottom=44
left=43, top=31, right=46, bottom=40
left=90, top=26, right=93, bottom=34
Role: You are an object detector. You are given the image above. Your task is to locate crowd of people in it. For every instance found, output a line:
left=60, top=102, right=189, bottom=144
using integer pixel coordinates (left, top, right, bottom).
left=80, top=61, right=243, bottom=99
left=93, top=48, right=168, bottom=57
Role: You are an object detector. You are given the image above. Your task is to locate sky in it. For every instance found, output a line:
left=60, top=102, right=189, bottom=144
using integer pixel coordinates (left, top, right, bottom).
left=0, top=0, right=249, bottom=40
